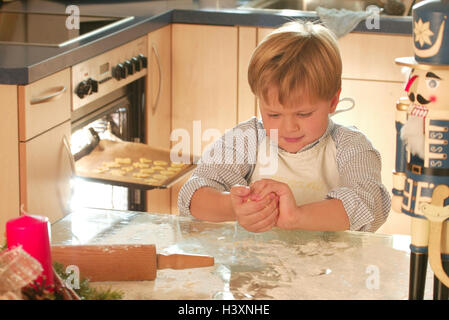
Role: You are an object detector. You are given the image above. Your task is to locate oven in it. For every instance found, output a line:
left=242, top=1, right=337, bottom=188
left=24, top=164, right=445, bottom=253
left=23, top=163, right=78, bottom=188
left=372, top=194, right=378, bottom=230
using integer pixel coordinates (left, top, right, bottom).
left=69, top=36, right=148, bottom=212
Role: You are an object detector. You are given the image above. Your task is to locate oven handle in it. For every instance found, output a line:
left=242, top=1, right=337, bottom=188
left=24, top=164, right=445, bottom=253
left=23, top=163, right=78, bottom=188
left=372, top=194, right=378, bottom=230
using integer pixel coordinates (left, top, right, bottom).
left=62, top=135, right=76, bottom=176
left=151, top=43, right=162, bottom=114
left=30, top=86, right=67, bottom=105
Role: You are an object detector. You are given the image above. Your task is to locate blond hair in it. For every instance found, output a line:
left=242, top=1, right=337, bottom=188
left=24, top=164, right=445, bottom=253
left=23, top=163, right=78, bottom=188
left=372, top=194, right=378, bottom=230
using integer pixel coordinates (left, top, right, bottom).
left=248, top=21, right=342, bottom=106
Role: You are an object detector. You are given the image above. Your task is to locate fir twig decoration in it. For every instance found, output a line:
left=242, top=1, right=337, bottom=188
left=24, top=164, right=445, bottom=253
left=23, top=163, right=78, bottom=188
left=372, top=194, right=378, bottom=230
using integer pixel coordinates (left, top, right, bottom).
left=52, top=262, right=124, bottom=300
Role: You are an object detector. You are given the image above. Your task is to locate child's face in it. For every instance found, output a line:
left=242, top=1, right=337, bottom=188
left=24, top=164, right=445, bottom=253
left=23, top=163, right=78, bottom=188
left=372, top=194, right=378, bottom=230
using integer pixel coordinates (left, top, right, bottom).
left=259, top=86, right=340, bottom=153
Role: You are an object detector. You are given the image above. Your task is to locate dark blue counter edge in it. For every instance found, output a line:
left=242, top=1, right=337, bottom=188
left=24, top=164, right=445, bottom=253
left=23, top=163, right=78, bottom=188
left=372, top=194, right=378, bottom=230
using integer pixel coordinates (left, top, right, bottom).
left=0, top=9, right=412, bottom=85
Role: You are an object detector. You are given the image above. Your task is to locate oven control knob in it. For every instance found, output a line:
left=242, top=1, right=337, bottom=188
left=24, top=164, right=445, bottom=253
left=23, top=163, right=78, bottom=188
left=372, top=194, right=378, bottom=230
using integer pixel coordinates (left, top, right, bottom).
left=113, top=63, right=127, bottom=80
left=76, top=80, right=90, bottom=99
left=131, top=56, right=141, bottom=72
left=138, top=54, right=148, bottom=68
left=124, top=60, right=134, bottom=76
left=87, top=78, right=98, bottom=93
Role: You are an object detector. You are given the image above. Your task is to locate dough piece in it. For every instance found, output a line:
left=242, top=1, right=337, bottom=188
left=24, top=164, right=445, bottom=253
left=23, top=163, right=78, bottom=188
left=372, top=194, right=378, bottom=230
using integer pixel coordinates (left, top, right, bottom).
left=159, top=170, right=175, bottom=176
left=92, top=167, right=108, bottom=174
left=152, top=174, right=168, bottom=180
left=170, top=162, right=185, bottom=168
left=122, top=166, right=134, bottom=172
left=111, top=169, right=126, bottom=176
left=140, top=168, right=155, bottom=174
left=103, top=161, right=121, bottom=168
left=133, top=172, right=150, bottom=179
left=151, top=166, right=166, bottom=171
left=153, top=160, right=168, bottom=166
left=115, top=157, right=132, bottom=165
left=133, top=162, right=150, bottom=169
left=140, top=158, right=152, bottom=164
left=167, top=167, right=182, bottom=172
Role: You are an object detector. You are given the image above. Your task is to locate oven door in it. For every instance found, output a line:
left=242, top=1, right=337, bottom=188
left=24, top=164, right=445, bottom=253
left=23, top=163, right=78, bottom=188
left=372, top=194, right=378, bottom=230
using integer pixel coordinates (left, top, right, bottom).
left=70, top=80, right=195, bottom=213
left=71, top=85, right=145, bottom=211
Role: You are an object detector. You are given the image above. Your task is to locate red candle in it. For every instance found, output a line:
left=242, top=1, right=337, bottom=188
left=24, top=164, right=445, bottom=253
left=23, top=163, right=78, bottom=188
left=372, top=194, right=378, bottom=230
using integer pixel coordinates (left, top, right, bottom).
left=6, top=215, right=54, bottom=287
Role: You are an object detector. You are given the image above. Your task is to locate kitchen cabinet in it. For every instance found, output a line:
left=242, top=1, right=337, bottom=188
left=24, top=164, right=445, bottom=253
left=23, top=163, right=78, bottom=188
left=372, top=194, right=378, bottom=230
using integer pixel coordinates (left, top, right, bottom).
left=169, top=24, right=239, bottom=214
left=257, top=27, right=414, bottom=234
left=238, top=26, right=258, bottom=123
left=172, top=23, right=239, bottom=159
left=18, top=68, right=72, bottom=224
left=168, top=24, right=260, bottom=214
left=146, top=25, right=173, bottom=214
left=169, top=25, right=259, bottom=214
left=0, top=85, right=20, bottom=244
left=19, top=121, right=72, bottom=224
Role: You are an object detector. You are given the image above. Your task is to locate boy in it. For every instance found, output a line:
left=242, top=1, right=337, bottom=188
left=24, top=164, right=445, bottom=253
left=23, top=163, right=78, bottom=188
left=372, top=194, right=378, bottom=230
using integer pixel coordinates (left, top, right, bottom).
left=177, top=21, right=391, bottom=233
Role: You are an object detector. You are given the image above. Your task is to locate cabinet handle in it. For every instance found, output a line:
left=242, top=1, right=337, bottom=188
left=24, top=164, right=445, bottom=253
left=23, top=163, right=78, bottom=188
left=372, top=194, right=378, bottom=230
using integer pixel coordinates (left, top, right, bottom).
left=62, top=135, right=76, bottom=176
left=151, top=43, right=162, bottom=114
left=30, top=86, right=66, bottom=105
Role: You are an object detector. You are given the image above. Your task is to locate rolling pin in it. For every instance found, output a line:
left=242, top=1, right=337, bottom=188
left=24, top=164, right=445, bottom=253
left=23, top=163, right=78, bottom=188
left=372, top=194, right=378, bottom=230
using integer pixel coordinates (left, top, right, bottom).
left=51, top=244, right=214, bottom=282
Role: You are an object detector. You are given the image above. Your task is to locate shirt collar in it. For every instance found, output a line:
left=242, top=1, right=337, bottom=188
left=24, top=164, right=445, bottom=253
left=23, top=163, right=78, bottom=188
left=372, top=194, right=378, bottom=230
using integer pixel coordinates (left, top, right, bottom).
left=296, top=118, right=334, bottom=153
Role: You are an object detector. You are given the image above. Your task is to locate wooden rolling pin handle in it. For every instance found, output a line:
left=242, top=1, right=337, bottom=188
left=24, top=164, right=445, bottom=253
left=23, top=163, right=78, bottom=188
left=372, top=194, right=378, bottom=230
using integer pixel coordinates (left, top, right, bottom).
left=156, top=253, right=214, bottom=270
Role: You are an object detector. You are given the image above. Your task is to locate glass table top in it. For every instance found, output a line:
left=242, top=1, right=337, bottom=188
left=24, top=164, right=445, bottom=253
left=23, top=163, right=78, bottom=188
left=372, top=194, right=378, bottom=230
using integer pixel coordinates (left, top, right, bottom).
left=51, top=208, right=434, bottom=300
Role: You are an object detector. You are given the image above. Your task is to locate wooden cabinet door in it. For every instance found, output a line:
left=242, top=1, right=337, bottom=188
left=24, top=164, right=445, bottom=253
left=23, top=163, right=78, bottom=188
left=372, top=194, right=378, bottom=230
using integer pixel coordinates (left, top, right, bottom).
left=238, top=26, right=257, bottom=123
left=172, top=23, right=238, bottom=159
left=19, top=121, right=73, bottom=224
left=146, top=25, right=172, bottom=214
left=0, top=85, right=20, bottom=244
left=334, top=79, right=410, bottom=235
left=170, top=24, right=238, bottom=214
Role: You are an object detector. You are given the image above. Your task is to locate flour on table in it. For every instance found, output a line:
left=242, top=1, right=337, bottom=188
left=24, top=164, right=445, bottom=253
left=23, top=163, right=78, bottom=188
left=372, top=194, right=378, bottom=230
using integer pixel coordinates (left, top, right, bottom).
left=91, top=222, right=176, bottom=249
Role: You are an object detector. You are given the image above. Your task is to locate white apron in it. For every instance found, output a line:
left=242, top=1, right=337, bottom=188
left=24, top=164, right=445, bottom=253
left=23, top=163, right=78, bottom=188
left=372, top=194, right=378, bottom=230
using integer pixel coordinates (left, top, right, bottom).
left=249, top=133, right=340, bottom=206
left=249, top=98, right=354, bottom=205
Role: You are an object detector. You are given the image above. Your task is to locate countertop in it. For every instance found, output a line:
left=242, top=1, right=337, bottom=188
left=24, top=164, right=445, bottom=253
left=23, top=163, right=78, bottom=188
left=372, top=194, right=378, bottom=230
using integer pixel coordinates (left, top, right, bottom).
left=0, top=0, right=413, bottom=85
left=51, top=207, right=434, bottom=300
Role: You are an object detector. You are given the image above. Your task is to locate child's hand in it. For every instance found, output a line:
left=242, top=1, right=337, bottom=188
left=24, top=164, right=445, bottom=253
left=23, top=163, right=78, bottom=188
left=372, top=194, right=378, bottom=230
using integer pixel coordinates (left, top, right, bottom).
left=229, top=185, right=279, bottom=233
left=249, top=179, right=297, bottom=229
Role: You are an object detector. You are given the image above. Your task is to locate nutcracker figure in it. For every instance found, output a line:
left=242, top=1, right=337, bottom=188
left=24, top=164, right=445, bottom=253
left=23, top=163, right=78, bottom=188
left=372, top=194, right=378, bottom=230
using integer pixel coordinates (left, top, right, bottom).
left=393, top=0, right=449, bottom=300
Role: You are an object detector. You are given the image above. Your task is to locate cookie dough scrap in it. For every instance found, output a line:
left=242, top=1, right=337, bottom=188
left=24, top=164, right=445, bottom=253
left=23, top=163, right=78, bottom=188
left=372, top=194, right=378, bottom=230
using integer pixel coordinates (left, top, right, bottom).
left=139, top=158, right=152, bottom=164
left=153, top=160, right=168, bottom=166
left=133, top=172, right=150, bottom=179
left=151, top=166, right=166, bottom=171
left=111, top=169, right=126, bottom=176
left=122, top=166, right=134, bottom=172
left=92, top=167, right=109, bottom=174
left=115, top=157, right=132, bottom=165
left=133, top=162, right=150, bottom=169
left=103, top=161, right=121, bottom=168
left=140, top=168, right=155, bottom=174
left=159, top=170, right=175, bottom=176
left=170, top=162, right=186, bottom=168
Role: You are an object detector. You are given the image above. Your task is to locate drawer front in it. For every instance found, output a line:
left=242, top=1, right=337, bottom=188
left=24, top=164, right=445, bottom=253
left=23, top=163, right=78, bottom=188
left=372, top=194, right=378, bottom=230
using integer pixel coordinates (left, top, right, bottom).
left=19, top=68, right=71, bottom=141
left=19, top=120, right=72, bottom=223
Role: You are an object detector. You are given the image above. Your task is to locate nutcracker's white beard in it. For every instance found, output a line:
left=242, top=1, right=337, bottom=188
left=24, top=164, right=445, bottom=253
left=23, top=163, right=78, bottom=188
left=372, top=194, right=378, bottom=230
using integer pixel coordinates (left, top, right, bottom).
left=401, top=115, right=425, bottom=159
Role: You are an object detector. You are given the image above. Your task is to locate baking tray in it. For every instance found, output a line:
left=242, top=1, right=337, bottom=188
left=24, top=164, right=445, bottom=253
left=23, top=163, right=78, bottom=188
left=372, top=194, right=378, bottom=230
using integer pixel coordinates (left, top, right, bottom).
left=75, top=139, right=195, bottom=190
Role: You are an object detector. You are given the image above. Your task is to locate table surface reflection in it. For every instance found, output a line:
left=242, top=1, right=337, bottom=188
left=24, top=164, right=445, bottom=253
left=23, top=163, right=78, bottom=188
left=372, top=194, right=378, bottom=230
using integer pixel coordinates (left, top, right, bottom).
left=51, top=208, right=434, bottom=300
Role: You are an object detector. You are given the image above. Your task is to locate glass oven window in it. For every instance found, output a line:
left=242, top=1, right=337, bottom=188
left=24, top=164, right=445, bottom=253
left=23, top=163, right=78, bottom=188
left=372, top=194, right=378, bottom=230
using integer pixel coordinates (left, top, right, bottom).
left=70, top=107, right=130, bottom=212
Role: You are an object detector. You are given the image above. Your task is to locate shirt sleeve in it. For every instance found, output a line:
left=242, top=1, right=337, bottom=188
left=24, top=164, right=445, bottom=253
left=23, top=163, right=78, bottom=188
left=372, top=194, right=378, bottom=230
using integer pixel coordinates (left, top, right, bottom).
left=177, top=117, right=261, bottom=216
left=327, top=125, right=392, bottom=232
